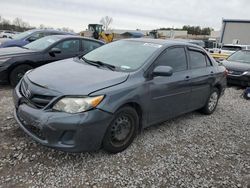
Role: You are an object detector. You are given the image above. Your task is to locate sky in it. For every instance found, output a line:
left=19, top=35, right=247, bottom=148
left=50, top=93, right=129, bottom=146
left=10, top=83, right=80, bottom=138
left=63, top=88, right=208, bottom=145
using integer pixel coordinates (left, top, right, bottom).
left=0, top=0, right=250, bottom=32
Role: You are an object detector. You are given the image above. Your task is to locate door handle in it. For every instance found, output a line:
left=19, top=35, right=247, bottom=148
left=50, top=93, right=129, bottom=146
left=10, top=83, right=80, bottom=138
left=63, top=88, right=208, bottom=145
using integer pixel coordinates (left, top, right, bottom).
left=185, top=76, right=190, bottom=80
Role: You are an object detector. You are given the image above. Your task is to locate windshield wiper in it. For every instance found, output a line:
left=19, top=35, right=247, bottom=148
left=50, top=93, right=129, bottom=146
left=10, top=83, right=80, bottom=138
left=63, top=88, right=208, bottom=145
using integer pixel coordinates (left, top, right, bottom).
left=82, top=57, right=116, bottom=71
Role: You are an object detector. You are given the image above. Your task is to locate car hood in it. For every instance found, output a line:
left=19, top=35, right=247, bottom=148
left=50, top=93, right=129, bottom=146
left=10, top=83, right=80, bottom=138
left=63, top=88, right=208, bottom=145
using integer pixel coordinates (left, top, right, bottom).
left=222, top=60, right=250, bottom=72
left=0, top=47, right=37, bottom=58
left=27, top=58, right=129, bottom=95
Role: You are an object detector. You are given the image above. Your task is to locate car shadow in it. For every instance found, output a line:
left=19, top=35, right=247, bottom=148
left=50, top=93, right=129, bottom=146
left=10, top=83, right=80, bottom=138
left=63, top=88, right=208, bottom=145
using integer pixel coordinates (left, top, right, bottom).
left=0, top=84, right=12, bottom=91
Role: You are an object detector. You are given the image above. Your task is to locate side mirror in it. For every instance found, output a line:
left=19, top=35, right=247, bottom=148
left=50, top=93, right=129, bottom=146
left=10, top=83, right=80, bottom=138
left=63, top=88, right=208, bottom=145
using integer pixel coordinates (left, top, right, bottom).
left=49, top=48, right=61, bottom=57
left=153, top=66, right=173, bottom=77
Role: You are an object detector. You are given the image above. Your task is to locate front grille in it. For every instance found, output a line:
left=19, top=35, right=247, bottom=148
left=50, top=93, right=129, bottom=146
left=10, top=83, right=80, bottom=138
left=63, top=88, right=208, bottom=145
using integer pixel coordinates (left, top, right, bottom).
left=20, top=80, right=54, bottom=108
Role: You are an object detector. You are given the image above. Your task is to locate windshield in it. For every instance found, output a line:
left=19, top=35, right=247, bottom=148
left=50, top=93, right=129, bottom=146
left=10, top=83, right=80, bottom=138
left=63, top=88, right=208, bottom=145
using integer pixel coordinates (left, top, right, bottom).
left=24, top=36, right=60, bottom=51
left=12, top=30, right=33, bottom=40
left=227, top=50, right=250, bottom=64
left=83, top=40, right=161, bottom=71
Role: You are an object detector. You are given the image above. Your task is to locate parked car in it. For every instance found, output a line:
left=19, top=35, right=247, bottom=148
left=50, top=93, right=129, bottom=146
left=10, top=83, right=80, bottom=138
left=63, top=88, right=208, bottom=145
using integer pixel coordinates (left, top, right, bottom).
left=0, top=30, right=16, bottom=38
left=0, top=35, right=104, bottom=86
left=222, top=50, right=250, bottom=86
left=209, top=44, right=250, bottom=60
left=0, top=29, right=75, bottom=48
left=13, top=39, right=227, bottom=153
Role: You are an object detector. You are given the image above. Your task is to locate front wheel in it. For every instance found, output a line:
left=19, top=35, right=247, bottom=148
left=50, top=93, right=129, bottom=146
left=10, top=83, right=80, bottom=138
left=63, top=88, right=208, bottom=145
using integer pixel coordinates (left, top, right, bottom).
left=103, top=106, right=139, bottom=154
left=9, top=64, right=33, bottom=86
left=200, top=88, right=220, bottom=115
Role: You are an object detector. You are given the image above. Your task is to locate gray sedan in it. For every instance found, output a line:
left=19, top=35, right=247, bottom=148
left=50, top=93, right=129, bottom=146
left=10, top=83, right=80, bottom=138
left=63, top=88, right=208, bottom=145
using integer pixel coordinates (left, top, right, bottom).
left=13, top=39, right=227, bottom=153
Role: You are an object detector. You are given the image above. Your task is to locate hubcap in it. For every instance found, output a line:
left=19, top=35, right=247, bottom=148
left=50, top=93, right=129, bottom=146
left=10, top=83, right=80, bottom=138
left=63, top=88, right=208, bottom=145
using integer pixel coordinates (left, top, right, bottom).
left=110, top=115, right=133, bottom=146
left=17, top=72, right=24, bottom=79
left=208, top=92, right=218, bottom=111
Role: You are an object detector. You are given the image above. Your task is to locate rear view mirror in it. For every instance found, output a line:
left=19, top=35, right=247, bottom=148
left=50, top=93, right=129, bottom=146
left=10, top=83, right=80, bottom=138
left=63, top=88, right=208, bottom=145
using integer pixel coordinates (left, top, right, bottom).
left=153, top=66, right=173, bottom=77
left=49, top=48, right=61, bottom=57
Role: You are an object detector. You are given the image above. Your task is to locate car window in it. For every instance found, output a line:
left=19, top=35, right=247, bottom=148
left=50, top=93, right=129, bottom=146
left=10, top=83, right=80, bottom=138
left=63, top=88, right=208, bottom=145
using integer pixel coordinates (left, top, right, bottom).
left=82, top=40, right=102, bottom=53
left=189, top=50, right=207, bottom=69
left=54, top=39, right=80, bottom=53
left=157, top=47, right=187, bottom=72
left=29, top=32, right=45, bottom=40
left=227, top=50, right=250, bottom=64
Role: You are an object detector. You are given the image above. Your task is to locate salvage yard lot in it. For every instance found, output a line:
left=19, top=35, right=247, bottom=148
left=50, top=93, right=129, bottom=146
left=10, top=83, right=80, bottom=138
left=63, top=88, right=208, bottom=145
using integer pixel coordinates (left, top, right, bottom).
left=0, top=86, right=249, bottom=187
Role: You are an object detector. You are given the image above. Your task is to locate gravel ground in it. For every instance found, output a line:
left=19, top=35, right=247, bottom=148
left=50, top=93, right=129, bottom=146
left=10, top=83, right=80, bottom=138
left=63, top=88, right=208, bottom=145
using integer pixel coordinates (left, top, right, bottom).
left=0, top=86, right=249, bottom=188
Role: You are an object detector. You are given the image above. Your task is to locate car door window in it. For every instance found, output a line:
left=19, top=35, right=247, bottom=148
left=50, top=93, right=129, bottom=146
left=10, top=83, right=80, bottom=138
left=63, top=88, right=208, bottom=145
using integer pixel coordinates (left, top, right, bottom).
left=82, top=40, right=101, bottom=53
left=157, top=47, right=187, bottom=72
left=189, top=50, right=207, bottom=69
left=28, top=32, right=45, bottom=40
left=54, top=39, right=80, bottom=53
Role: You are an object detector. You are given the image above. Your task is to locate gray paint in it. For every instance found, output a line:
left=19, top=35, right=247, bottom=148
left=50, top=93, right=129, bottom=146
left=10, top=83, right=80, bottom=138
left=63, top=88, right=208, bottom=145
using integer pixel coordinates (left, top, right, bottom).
left=13, top=38, right=227, bottom=152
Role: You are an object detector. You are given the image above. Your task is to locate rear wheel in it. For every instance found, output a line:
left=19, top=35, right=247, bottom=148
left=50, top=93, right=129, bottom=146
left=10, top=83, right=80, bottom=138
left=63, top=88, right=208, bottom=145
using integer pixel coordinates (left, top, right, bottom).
left=9, top=64, right=32, bottom=86
left=201, top=88, right=219, bottom=115
left=103, top=106, right=139, bottom=153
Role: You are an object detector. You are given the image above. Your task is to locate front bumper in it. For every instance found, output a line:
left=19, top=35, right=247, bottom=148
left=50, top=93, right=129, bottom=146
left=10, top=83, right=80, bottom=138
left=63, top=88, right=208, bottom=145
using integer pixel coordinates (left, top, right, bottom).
left=227, top=74, right=250, bottom=87
left=13, top=82, right=113, bottom=152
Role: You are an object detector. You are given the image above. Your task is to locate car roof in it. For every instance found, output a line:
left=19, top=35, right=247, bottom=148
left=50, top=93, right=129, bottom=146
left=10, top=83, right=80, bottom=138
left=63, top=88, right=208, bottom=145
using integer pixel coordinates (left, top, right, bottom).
left=26, top=29, right=75, bottom=35
left=44, top=35, right=105, bottom=44
left=124, top=38, right=203, bottom=48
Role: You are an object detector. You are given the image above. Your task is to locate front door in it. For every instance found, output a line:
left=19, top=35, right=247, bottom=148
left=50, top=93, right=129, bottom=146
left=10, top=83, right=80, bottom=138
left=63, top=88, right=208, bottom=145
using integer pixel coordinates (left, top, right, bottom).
left=148, top=47, right=192, bottom=125
left=44, top=39, right=80, bottom=64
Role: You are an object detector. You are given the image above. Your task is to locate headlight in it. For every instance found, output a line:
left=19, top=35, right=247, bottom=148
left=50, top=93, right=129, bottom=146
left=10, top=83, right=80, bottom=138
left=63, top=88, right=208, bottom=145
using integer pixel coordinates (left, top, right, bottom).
left=52, top=95, right=104, bottom=113
left=243, top=71, right=249, bottom=75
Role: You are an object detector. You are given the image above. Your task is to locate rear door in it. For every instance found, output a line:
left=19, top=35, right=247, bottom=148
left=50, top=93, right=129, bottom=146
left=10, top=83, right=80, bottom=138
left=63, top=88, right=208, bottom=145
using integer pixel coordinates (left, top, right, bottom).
left=81, top=39, right=103, bottom=55
left=188, top=47, right=215, bottom=110
left=148, top=46, right=192, bottom=124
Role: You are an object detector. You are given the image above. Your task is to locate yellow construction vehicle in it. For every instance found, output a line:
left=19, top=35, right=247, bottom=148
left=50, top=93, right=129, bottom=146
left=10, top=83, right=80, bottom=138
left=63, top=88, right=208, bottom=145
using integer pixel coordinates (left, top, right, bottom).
left=81, top=24, right=114, bottom=43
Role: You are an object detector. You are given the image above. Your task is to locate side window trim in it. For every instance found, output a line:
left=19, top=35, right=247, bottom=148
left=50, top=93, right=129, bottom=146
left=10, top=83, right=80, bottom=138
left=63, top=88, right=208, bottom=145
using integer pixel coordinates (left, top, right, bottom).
left=205, top=55, right=213, bottom=66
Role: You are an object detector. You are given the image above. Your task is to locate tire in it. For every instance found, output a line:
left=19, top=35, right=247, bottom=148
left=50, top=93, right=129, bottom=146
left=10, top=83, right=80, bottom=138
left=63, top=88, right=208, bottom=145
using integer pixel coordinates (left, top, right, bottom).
left=200, top=88, right=220, bottom=115
left=9, top=64, right=33, bottom=86
left=103, top=106, right=139, bottom=154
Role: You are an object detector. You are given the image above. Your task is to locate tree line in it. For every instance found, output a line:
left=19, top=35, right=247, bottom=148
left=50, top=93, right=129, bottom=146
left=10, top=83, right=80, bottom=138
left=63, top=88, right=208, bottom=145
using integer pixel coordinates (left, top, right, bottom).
left=158, top=25, right=214, bottom=35
left=0, top=15, right=74, bottom=33
left=0, top=16, right=33, bottom=32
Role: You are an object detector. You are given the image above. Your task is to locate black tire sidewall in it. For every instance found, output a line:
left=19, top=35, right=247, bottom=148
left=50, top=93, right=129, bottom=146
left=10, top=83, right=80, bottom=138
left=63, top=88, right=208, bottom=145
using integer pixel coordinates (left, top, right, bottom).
left=103, top=106, right=139, bottom=154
